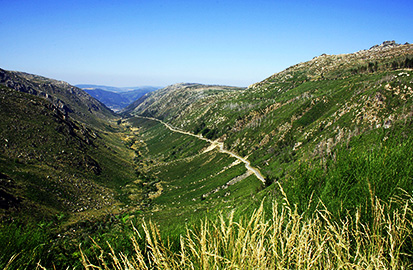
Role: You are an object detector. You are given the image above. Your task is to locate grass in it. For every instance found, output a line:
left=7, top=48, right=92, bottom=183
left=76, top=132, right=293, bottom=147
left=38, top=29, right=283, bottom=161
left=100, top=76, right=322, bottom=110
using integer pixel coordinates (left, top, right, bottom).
left=2, top=47, right=413, bottom=268
left=1, top=223, right=50, bottom=269
left=4, top=115, right=412, bottom=269
left=126, top=116, right=263, bottom=228
left=79, top=188, right=413, bottom=269
left=282, top=120, right=413, bottom=219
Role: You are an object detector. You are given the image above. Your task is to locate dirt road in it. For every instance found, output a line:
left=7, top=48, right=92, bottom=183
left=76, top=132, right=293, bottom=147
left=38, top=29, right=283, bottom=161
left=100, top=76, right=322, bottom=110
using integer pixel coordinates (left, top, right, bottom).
left=138, top=116, right=266, bottom=184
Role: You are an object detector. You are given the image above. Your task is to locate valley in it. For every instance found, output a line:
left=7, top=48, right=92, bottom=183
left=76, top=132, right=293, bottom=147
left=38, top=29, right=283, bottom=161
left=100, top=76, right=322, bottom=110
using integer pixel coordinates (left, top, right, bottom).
left=77, top=85, right=161, bottom=112
left=120, top=116, right=263, bottom=228
left=137, top=115, right=266, bottom=183
left=1, top=41, right=413, bottom=269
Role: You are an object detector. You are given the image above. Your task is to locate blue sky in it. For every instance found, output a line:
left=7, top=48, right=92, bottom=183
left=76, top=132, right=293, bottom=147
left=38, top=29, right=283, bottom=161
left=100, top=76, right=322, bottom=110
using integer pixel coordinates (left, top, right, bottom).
left=1, top=0, right=412, bottom=87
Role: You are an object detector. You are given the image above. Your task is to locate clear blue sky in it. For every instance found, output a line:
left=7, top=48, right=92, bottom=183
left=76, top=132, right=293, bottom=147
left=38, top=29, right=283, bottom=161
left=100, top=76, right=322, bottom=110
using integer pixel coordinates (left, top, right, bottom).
left=1, top=0, right=412, bottom=87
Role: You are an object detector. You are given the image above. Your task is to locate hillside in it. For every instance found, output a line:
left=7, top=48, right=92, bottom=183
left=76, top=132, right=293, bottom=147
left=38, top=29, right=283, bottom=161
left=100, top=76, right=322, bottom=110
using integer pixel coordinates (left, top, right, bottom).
left=0, top=69, right=114, bottom=127
left=126, top=42, right=412, bottom=168
left=122, top=83, right=245, bottom=122
left=0, top=69, right=145, bottom=225
left=125, top=41, right=413, bottom=212
left=0, top=85, right=138, bottom=223
left=1, top=41, right=413, bottom=269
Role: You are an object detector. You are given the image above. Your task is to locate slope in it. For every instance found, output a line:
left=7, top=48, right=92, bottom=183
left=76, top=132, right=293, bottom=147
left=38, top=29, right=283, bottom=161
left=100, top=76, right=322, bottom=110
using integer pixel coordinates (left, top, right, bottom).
left=0, top=69, right=114, bottom=127
left=0, top=85, right=137, bottom=223
left=125, top=41, right=413, bottom=214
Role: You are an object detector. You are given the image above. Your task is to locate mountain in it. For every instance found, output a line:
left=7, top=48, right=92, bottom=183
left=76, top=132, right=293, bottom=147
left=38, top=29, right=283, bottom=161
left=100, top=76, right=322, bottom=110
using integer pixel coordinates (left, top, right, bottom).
left=126, top=41, right=412, bottom=154
left=122, top=83, right=245, bottom=120
left=83, top=88, right=131, bottom=111
left=120, top=87, right=160, bottom=101
left=76, top=84, right=129, bottom=93
left=77, top=84, right=160, bottom=111
left=0, top=69, right=114, bottom=127
left=1, top=41, right=413, bottom=268
left=0, top=70, right=137, bottom=224
left=76, top=84, right=159, bottom=93
left=124, top=41, right=413, bottom=210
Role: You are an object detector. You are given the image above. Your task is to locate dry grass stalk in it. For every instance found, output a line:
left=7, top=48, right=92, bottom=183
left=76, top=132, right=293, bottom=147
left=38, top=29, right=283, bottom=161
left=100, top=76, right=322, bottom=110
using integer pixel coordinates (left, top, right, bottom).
left=81, top=192, right=412, bottom=269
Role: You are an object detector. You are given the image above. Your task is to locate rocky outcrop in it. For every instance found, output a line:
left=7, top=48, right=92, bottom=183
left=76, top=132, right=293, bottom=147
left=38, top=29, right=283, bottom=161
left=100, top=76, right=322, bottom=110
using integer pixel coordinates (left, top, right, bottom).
left=369, top=40, right=402, bottom=51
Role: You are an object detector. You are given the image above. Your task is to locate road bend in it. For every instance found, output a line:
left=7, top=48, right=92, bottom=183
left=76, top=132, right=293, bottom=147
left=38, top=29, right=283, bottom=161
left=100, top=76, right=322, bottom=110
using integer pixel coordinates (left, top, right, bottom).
left=136, top=116, right=266, bottom=184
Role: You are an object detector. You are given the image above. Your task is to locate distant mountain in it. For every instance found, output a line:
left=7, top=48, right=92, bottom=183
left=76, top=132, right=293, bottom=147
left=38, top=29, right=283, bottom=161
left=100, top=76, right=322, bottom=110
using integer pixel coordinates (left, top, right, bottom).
left=77, top=84, right=160, bottom=92
left=77, top=85, right=161, bottom=111
left=120, top=87, right=159, bottom=101
left=83, top=89, right=130, bottom=112
left=75, top=84, right=127, bottom=93
left=122, top=83, right=245, bottom=118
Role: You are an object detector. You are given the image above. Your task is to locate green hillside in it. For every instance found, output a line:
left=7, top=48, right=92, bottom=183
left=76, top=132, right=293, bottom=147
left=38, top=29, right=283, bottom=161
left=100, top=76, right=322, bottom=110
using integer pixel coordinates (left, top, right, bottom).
left=1, top=41, right=413, bottom=269
left=0, top=85, right=137, bottom=222
left=0, top=82, right=138, bottom=268
left=0, top=68, right=114, bottom=127
left=126, top=42, right=413, bottom=211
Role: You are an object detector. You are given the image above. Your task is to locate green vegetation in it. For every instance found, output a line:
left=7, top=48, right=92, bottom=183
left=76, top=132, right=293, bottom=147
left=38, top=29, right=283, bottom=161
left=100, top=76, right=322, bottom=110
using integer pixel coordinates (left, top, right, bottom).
left=1, top=43, right=413, bottom=268
left=81, top=192, right=413, bottom=269
left=283, top=120, right=413, bottom=218
left=123, top=117, right=263, bottom=228
left=0, top=86, right=138, bottom=268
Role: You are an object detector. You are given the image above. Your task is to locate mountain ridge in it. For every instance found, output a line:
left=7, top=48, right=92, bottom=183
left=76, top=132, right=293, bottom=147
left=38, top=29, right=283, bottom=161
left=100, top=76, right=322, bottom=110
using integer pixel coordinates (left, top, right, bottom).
left=0, top=69, right=115, bottom=127
left=125, top=41, right=413, bottom=182
left=122, top=83, right=245, bottom=121
left=1, top=41, right=413, bottom=269
left=76, top=84, right=161, bottom=93
left=0, top=70, right=137, bottom=224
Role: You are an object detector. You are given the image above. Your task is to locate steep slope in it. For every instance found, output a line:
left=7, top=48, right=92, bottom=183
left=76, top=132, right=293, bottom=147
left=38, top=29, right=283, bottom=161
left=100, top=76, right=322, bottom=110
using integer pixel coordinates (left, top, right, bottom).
left=127, top=41, right=412, bottom=164
left=0, top=73, right=138, bottom=223
left=0, top=69, right=114, bottom=127
left=126, top=41, right=413, bottom=211
left=123, top=83, right=245, bottom=132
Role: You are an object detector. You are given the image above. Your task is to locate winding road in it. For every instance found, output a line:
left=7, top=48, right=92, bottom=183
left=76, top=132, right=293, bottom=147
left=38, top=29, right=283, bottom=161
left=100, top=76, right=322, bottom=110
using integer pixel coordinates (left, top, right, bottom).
left=137, top=116, right=266, bottom=184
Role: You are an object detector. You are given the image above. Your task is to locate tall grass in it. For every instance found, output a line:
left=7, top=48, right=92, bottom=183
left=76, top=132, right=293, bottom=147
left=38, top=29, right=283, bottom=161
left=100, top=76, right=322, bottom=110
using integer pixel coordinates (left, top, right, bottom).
left=80, top=186, right=413, bottom=269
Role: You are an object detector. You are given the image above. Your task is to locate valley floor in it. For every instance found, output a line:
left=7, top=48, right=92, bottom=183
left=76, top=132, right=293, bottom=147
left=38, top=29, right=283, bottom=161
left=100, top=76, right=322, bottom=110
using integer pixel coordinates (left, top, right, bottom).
left=137, top=116, right=266, bottom=183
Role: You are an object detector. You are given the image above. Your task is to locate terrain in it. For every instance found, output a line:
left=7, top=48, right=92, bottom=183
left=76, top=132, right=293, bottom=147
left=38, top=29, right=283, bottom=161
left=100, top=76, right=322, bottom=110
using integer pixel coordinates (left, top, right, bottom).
left=77, top=84, right=160, bottom=111
left=1, top=41, right=413, bottom=269
left=0, top=73, right=139, bottom=267
left=125, top=41, right=413, bottom=211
